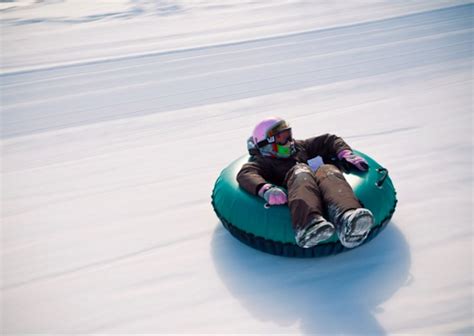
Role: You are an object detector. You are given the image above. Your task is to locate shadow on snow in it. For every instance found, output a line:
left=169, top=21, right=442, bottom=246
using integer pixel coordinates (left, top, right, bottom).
left=211, top=221, right=410, bottom=335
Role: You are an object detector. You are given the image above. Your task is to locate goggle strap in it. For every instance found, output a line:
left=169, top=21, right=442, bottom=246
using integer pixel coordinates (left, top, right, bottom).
left=256, top=136, right=275, bottom=148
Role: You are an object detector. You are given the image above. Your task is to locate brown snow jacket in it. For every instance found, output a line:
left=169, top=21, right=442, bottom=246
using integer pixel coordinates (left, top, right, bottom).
left=237, top=133, right=351, bottom=195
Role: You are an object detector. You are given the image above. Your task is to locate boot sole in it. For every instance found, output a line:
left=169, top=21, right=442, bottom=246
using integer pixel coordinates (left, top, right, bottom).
left=299, top=222, right=335, bottom=248
left=341, top=209, right=374, bottom=248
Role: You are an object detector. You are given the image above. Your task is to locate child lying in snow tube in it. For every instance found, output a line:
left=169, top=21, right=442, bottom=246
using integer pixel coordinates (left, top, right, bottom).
left=211, top=117, right=397, bottom=258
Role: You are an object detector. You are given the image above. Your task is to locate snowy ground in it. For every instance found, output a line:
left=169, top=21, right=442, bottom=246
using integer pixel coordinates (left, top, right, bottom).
left=1, top=1, right=473, bottom=334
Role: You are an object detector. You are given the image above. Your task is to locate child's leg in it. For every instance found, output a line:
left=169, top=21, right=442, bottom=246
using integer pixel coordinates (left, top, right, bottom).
left=285, top=163, right=324, bottom=230
left=315, top=164, right=373, bottom=248
left=314, top=164, right=361, bottom=220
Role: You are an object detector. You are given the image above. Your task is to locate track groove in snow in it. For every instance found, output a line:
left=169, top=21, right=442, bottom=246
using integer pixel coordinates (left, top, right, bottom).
left=2, top=29, right=471, bottom=137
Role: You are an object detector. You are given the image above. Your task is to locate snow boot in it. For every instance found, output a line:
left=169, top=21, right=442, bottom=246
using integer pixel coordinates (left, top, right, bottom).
left=295, top=215, right=335, bottom=248
left=336, top=208, right=374, bottom=248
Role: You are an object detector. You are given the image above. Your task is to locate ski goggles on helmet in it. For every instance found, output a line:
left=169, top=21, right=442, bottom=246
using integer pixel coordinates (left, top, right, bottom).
left=274, top=128, right=292, bottom=145
left=256, top=121, right=293, bottom=148
left=256, top=129, right=293, bottom=148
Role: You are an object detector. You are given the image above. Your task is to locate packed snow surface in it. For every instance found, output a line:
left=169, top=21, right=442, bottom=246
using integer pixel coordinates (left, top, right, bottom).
left=1, top=1, right=473, bottom=334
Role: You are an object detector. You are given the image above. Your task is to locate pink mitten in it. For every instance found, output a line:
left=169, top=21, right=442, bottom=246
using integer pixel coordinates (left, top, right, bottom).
left=258, top=183, right=288, bottom=205
left=337, top=149, right=369, bottom=171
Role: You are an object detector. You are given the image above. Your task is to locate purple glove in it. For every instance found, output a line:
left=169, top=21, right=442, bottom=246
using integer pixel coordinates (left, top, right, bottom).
left=258, top=183, right=288, bottom=205
left=337, top=149, right=369, bottom=171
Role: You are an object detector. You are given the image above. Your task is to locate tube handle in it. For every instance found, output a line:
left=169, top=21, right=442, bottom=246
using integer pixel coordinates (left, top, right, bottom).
left=376, top=167, right=389, bottom=188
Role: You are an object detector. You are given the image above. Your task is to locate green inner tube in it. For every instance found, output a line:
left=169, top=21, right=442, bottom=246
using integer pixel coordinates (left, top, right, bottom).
left=211, top=151, right=397, bottom=257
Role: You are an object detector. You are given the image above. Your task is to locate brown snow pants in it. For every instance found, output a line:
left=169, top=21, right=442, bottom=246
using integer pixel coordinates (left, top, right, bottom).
left=284, top=163, right=361, bottom=230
